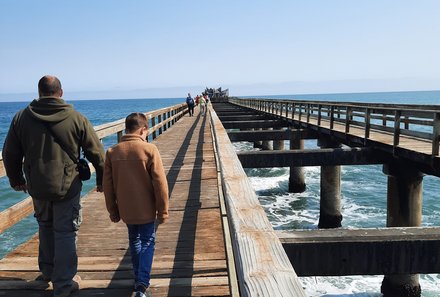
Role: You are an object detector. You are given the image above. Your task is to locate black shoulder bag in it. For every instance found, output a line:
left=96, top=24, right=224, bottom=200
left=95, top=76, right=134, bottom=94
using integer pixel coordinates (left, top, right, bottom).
left=44, top=123, right=91, bottom=181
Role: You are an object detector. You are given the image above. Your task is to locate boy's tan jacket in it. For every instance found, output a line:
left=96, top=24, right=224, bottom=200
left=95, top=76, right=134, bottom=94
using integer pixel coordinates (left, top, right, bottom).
left=103, top=134, right=169, bottom=224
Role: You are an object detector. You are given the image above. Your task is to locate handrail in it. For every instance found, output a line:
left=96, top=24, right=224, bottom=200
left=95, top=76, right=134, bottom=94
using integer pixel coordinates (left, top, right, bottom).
left=239, top=97, right=440, bottom=111
left=0, top=102, right=188, bottom=234
left=231, top=98, right=440, bottom=157
left=210, top=106, right=307, bottom=296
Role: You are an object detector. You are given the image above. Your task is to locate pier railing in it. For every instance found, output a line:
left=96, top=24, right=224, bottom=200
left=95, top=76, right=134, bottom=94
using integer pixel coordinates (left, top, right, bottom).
left=210, top=107, right=307, bottom=296
left=0, top=103, right=187, bottom=234
left=231, top=98, right=440, bottom=156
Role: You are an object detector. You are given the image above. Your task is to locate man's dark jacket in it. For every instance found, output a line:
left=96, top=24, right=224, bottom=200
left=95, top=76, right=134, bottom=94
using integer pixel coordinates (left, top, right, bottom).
left=2, top=96, right=105, bottom=200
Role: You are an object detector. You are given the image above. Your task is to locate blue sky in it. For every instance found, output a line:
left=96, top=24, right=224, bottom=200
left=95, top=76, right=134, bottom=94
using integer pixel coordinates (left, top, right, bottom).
left=1, top=0, right=440, bottom=100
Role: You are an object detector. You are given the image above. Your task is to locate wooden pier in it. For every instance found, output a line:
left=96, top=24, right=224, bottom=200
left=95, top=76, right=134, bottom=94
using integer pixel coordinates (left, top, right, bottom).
left=214, top=98, right=440, bottom=297
left=1, top=96, right=440, bottom=297
left=0, top=104, right=234, bottom=296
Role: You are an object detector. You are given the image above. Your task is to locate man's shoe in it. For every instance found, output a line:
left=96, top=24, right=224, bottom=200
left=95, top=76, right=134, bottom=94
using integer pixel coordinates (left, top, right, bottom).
left=55, top=275, right=81, bottom=297
left=35, top=274, right=51, bottom=282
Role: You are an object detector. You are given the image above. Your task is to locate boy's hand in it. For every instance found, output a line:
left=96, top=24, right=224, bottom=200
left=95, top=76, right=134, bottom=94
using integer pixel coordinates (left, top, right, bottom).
left=156, top=218, right=166, bottom=224
left=96, top=185, right=103, bottom=192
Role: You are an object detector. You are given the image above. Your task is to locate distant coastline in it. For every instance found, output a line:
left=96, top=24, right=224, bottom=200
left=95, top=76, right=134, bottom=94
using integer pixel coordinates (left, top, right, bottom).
left=1, top=88, right=439, bottom=103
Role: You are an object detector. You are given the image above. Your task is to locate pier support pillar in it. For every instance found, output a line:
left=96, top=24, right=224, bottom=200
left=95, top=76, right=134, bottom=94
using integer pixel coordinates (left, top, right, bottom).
left=273, top=128, right=285, bottom=151
left=288, top=128, right=306, bottom=193
left=253, top=128, right=263, bottom=149
left=318, top=137, right=342, bottom=228
left=261, top=128, right=272, bottom=150
left=381, top=162, right=423, bottom=297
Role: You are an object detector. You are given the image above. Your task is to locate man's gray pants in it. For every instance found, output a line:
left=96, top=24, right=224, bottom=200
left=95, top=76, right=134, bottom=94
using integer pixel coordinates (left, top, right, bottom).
left=33, top=189, right=82, bottom=295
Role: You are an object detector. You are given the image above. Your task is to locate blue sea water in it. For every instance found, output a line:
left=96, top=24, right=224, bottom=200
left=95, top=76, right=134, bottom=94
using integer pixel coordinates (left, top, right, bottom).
left=1, top=91, right=440, bottom=296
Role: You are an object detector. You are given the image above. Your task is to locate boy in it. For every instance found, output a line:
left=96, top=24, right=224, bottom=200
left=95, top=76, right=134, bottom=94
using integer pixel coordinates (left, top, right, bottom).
left=103, top=113, right=169, bottom=297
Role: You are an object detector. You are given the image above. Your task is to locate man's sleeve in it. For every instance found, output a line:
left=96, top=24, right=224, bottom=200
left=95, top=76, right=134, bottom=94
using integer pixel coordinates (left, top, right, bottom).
left=2, top=116, right=26, bottom=187
left=103, top=150, right=119, bottom=218
left=81, top=117, right=105, bottom=186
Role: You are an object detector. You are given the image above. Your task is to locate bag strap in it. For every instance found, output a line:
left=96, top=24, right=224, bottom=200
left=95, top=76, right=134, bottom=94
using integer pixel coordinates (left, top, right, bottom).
left=42, top=122, right=79, bottom=164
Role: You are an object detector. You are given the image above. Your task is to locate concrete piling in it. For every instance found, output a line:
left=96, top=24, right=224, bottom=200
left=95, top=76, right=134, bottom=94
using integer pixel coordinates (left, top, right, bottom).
left=261, top=128, right=272, bottom=150
left=318, top=137, right=343, bottom=228
left=289, top=128, right=306, bottom=193
left=253, top=128, right=263, bottom=148
left=273, top=128, right=285, bottom=151
left=381, top=162, right=423, bottom=297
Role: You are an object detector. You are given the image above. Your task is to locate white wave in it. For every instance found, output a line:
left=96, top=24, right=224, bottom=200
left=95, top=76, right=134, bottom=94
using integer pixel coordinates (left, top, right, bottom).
left=300, top=276, right=383, bottom=297
left=249, top=175, right=288, bottom=192
left=234, top=137, right=440, bottom=296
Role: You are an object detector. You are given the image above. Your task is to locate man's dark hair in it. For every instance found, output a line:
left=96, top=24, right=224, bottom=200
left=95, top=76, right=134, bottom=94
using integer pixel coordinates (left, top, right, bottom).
left=125, top=112, right=148, bottom=133
left=38, top=75, right=62, bottom=96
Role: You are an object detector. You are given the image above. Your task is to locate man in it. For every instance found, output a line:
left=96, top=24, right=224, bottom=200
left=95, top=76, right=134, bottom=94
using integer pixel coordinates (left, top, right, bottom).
left=2, top=75, right=105, bottom=297
left=186, top=93, right=195, bottom=116
left=103, top=112, right=169, bottom=297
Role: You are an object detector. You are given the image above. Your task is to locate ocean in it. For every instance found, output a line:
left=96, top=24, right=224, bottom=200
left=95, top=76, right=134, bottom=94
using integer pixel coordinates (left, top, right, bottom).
left=1, top=91, right=440, bottom=296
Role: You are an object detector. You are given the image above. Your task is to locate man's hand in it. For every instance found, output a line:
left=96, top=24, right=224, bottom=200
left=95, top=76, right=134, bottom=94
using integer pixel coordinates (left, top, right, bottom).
left=13, top=184, right=27, bottom=193
left=96, top=185, right=103, bottom=192
left=110, top=213, right=120, bottom=223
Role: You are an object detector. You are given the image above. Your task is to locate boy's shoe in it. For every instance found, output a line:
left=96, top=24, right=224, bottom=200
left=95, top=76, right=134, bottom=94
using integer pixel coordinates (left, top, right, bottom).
left=134, top=284, right=152, bottom=297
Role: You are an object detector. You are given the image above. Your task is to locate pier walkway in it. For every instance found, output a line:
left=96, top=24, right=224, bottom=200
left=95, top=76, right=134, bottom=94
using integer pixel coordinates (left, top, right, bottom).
left=0, top=108, right=231, bottom=296
left=3, top=96, right=440, bottom=296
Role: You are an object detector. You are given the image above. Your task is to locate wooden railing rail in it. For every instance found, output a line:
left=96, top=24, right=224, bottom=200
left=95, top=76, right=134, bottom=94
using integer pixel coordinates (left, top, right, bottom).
left=94, top=103, right=187, bottom=141
left=231, top=98, right=440, bottom=156
left=0, top=102, right=188, bottom=234
left=210, top=107, right=307, bottom=296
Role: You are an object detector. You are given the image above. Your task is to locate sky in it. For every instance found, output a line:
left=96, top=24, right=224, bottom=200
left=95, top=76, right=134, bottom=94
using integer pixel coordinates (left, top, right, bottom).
left=1, top=0, right=440, bottom=101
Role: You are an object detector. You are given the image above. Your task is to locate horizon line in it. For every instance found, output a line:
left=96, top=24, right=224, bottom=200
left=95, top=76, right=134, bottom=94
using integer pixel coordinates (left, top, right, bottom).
left=0, top=88, right=439, bottom=103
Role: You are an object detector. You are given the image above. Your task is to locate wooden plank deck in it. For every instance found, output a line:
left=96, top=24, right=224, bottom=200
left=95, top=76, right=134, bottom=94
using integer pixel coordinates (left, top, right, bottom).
left=0, top=109, right=231, bottom=296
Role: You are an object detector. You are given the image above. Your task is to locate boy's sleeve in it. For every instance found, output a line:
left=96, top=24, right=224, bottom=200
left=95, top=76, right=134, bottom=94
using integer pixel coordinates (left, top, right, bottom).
left=150, top=146, right=169, bottom=221
left=103, top=150, right=119, bottom=218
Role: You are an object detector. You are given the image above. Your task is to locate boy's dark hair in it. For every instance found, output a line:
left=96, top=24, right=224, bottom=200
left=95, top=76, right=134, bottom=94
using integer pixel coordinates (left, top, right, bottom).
left=38, top=75, right=62, bottom=96
left=125, top=113, right=148, bottom=133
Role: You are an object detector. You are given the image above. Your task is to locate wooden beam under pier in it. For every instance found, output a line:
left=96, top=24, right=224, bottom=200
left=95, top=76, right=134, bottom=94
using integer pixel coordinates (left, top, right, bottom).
left=221, top=120, right=288, bottom=129
left=227, top=129, right=317, bottom=142
left=277, top=227, right=440, bottom=276
left=237, top=147, right=389, bottom=167
left=218, top=115, right=272, bottom=121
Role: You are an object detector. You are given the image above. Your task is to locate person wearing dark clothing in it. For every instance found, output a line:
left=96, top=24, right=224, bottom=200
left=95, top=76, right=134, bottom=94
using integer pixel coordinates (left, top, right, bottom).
left=186, top=93, right=195, bottom=116
left=2, top=75, right=105, bottom=297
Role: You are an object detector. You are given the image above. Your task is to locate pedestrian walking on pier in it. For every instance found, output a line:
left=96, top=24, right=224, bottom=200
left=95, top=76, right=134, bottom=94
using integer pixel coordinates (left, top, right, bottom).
left=2, top=75, right=105, bottom=297
left=199, top=94, right=206, bottom=116
left=103, top=112, right=169, bottom=297
left=186, top=93, right=195, bottom=116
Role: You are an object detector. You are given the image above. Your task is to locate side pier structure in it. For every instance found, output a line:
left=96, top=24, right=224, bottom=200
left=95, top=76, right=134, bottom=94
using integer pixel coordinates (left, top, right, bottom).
left=1, top=96, right=440, bottom=297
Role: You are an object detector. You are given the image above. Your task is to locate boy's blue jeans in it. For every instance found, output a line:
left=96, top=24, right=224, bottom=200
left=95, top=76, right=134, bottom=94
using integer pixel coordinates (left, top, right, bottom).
left=127, top=222, right=156, bottom=288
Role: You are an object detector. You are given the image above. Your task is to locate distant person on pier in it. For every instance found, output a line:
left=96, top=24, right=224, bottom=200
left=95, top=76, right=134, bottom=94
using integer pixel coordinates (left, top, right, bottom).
left=186, top=93, right=195, bottom=116
left=199, top=94, right=206, bottom=116
left=2, top=75, right=105, bottom=297
left=103, top=112, right=169, bottom=297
